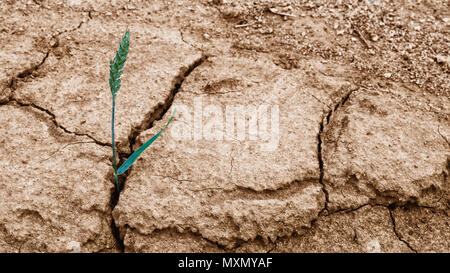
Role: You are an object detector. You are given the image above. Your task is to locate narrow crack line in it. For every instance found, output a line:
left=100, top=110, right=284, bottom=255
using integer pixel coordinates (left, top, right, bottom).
left=317, top=118, right=329, bottom=215
left=229, top=148, right=235, bottom=181
left=7, top=99, right=110, bottom=148
left=388, top=208, right=418, bottom=253
left=309, top=93, right=330, bottom=108
left=8, top=51, right=50, bottom=91
left=326, top=203, right=370, bottom=216
left=317, top=88, right=360, bottom=215
left=326, top=88, right=358, bottom=125
left=39, top=141, right=100, bottom=162
left=18, top=51, right=49, bottom=79
left=108, top=54, right=209, bottom=253
left=232, top=179, right=316, bottom=194
left=351, top=23, right=371, bottom=49
left=184, top=89, right=240, bottom=96
left=179, top=28, right=203, bottom=52
left=338, top=202, right=446, bottom=216
left=50, top=13, right=90, bottom=42
left=159, top=173, right=316, bottom=197
left=151, top=174, right=194, bottom=184
left=437, top=125, right=450, bottom=147
left=266, top=243, right=277, bottom=253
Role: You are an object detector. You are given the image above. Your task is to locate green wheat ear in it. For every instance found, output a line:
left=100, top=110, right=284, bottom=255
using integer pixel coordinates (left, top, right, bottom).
left=109, top=30, right=175, bottom=191
left=109, top=31, right=129, bottom=97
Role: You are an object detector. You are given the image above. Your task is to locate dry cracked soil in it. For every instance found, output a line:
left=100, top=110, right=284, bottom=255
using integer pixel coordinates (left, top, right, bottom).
left=0, top=0, right=449, bottom=253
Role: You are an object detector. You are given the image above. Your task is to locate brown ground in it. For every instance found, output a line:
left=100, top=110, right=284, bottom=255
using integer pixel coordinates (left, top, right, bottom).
left=0, top=0, right=448, bottom=253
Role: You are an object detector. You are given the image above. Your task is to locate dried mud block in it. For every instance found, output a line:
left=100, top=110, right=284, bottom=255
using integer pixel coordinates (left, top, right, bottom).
left=113, top=55, right=358, bottom=251
left=322, top=87, right=450, bottom=211
left=273, top=205, right=412, bottom=253
left=13, top=17, right=202, bottom=154
left=0, top=105, right=115, bottom=252
left=0, top=1, right=81, bottom=96
left=392, top=206, right=450, bottom=252
left=115, top=177, right=324, bottom=251
left=123, top=228, right=225, bottom=253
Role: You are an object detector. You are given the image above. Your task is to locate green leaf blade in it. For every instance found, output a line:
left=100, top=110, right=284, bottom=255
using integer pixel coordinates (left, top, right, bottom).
left=116, top=110, right=176, bottom=175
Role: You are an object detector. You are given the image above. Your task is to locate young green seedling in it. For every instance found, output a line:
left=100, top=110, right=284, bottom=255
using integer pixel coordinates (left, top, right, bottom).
left=109, top=30, right=175, bottom=191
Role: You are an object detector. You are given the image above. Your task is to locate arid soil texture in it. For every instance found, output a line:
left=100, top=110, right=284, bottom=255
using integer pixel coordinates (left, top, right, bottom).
left=0, top=0, right=449, bottom=253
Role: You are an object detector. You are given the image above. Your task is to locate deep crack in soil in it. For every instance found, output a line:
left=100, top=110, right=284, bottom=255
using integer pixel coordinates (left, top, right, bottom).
left=317, top=87, right=359, bottom=215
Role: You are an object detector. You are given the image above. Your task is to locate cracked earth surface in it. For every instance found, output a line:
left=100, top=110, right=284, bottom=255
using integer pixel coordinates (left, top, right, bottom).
left=0, top=0, right=449, bottom=252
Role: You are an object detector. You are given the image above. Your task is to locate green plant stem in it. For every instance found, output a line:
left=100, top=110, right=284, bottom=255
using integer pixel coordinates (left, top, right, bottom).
left=111, top=96, right=119, bottom=191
